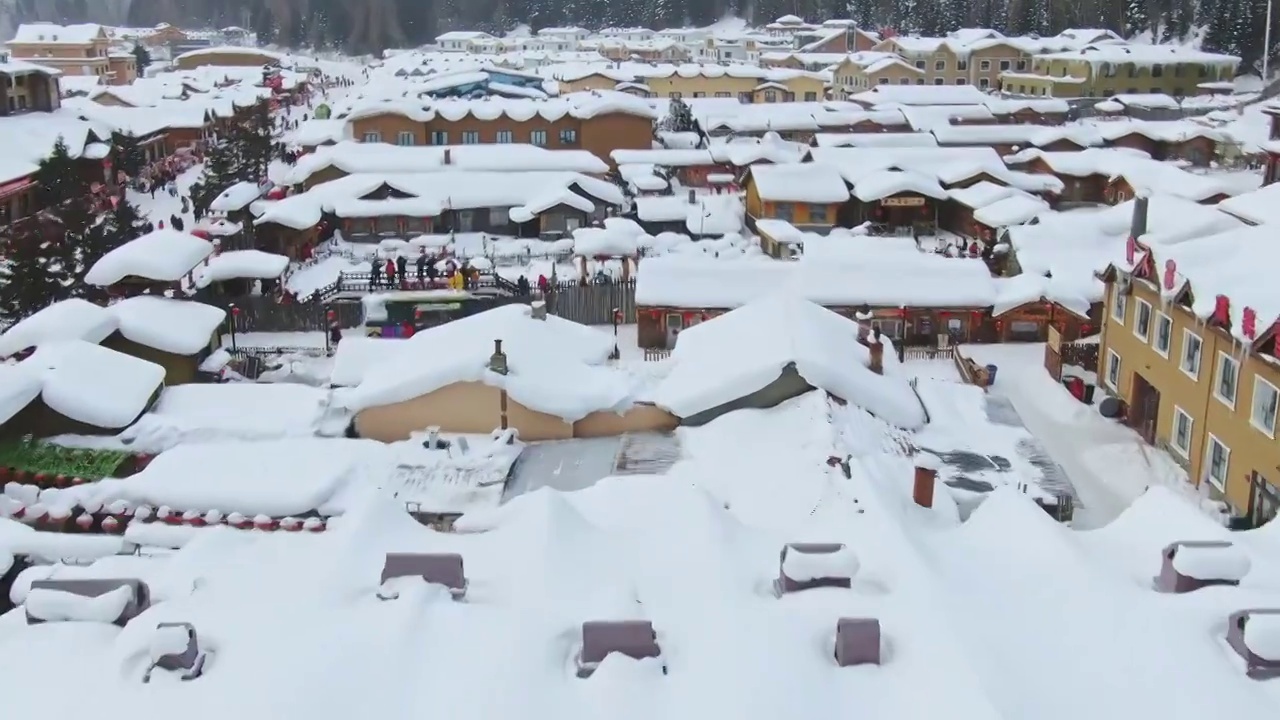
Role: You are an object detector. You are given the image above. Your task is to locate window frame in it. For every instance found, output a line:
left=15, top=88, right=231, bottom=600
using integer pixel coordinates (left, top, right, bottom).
left=529, top=129, right=547, bottom=146
left=1214, top=352, right=1240, bottom=409
left=1105, top=349, right=1121, bottom=390
left=1110, top=283, right=1127, bottom=323
left=495, top=130, right=514, bottom=143
left=1153, top=312, right=1172, bottom=357
left=1170, top=406, right=1193, bottom=458
left=361, top=131, right=382, bottom=143
left=1204, top=434, right=1230, bottom=492
left=1251, top=376, right=1279, bottom=438
left=396, top=131, right=415, bottom=146
left=1179, top=330, right=1202, bottom=379
left=1132, top=299, right=1152, bottom=342
left=461, top=131, right=480, bottom=144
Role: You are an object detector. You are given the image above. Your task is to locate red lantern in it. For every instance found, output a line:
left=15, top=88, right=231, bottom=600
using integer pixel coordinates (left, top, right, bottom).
left=1163, top=259, right=1176, bottom=291
left=254, top=515, right=278, bottom=531
left=231, top=306, right=241, bottom=317
left=280, top=517, right=303, bottom=532
left=327, top=309, right=336, bottom=322
left=1213, top=295, right=1230, bottom=325
left=101, top=516, right=121, bottom=534
left=304, top=517, right=326, bottom=532
left=74, top=514, right=94, bottom=531
left=1243, top=307, right=1258, bottom=340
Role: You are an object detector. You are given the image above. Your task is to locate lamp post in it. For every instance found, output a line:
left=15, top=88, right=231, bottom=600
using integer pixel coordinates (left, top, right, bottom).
left=228, top=304, right=240, bottom=353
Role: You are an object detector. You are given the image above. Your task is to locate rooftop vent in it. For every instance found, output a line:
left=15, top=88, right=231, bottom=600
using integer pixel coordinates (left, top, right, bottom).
left=379, top=552, right=467, bottom=599
left=577, top=620, right=665, bottom=678
left=834, top=618, right=882, bottom=667
left=775, top=543, right=857, bottom=595
left=26, top=579, right=151, bottom=626
left=144, top=622, right=207, bottom=682
left=1226, top=609, right=1280, bottom=679
left=1154, top=540, right=1249, bottom=593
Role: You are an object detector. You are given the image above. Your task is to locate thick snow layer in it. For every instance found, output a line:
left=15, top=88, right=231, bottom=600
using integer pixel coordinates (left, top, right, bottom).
left=330, top=337, right=409, bottom=386
left=0, top=362, right=43, bottom=425
left=1172, top=543, right=1251, bottom=581
left=1156, top=222, right=1280, bottom=341
left=634, top=193, right=745, bottom=236
left=809, top=146, right=1063, bottom=196
left=150, top=623, right=193, bottom=659
left=194, top=250, right=290, bottom=287
left=654, top=295, right=926, bottom=430
left=286, top=141, right=608, bottom=185
left=83, top=229, right=214, bottom=286
left=24, top=586, right=132, bottom=624
left=0, top=299, right=117, bottom=358
left=36, top=341, right=165, bottom=429
left=109, top=296, right=225, bottom=355
left=208, top=181, right=262, bottom=212
left=782, top=545, right=860, bottom=581
left=114, top=384, right=333, bottom=451
left=747, top=163, right=849, bottom=203
left=340, top=304, right=632, bottom=422
left=0, top=517, right=125, bottom=562
left=1245, top=615, right=1280, bottom=662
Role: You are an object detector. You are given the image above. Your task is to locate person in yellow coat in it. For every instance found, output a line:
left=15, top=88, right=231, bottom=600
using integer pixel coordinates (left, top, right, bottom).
left=448, top=271, right=464, bottom=291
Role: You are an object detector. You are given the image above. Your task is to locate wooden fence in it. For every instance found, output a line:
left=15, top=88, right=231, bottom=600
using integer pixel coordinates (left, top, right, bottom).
left=1060, top=342, right=1099, bottom=373
left=643, top=348, right=671, bottom=361
left=899, top=345, right=955, bottom=362
left=211, top=296, right=364, bottom=333
left=548, top=279, right=637, bottom=326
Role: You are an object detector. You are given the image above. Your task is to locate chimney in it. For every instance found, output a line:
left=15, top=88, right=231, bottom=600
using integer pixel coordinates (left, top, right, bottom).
left=1130, top=195, right=1149, bottom=240
left=530, top=300, right=547, bottom=320
left=425, top=426, right=440, bottom=449
left=443, top=148, right=452, bottom=165
left=687, top=189, right=697, bottom=204
left=213, top=238, right=223, bottom=256
left=912, top=460, right=937, bottom=509
left=867, top=328, right=883, bottom=375
left=490, top=339, right=510, bottom=431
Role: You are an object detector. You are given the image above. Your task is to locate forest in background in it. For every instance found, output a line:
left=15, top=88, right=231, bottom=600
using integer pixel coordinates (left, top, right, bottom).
left=3, top=0, right=1276, bottom=73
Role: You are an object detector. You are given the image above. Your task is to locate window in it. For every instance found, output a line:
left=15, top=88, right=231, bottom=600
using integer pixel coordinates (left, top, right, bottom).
left=808, top=205, right=829, bottom=223
left=1180, top=330, right=1202, bottom=379
left=955, top=78, right=967, bottom=85
left=739, top=92, right=752, bottom=103
left=1153, top=313, right=1172, bottom=356
left=764, top=90, right=777, bottom=102
left=559, top=129, right=578, bottom=145
left=396, top=131, right=415, bottom=146
left=899, top=78, right=910, bottom=85
left=693, top=91, right=706, bottom=98
left=878, top=77, right=889, bottom=85
left=1204, top=435, right=1230, bottom=491
left=668, top=91, right=682, bottom=99
left=914, top=60, right=925, bottom=70
left=1215, top=353, right=1239, bottom=407
left=1110, top=283, right=1127, bottom=323
left=430, top=131, right=448, bottom=145
left=1170, top=407, right=1193, bottom=458
left=1105, top=349, right=1122, bottom=390
left=714, top=91, right=731, bottom=98
left=1151, top=64, right=1164, bottom=78
left=934, top=60, right=946, bottom=72
left=530, top=129, right=547, bottom=146
left=774, top=203, right=793, bottom=221
left=495, top=130, right=513, bottom=143
left=461, top=131, right=480, bottom=144
left=957, top=60, right=968, bottom=71
left=979, top=78, right=990, bottom=89
left=1133, top=299, right=1152, bottom=341
left=804, top=91, right=817, bottom=101
left=916, top=78, right=925, bottom=85
left=361, top=131, right=382, bottom=143
left=489, top=207, right=509, bottom=225
left=1252, top=377, right=1279, bottom=437
left=933, top=78, right=944, bottom=85
left=999, top=60, right=1011, bottom=71
left=979, top=60, right=991, bottom=71
left=1016, top=60, right=1027, bottom=71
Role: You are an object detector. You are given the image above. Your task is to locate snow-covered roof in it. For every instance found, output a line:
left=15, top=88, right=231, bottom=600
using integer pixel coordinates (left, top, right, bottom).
left=849, top=84, right=992, bottom=107
left=747, top=163, right=849, bottom=203
left=329, top=337, right=408, bottom=387
left=654, top=295, right=926, bottom=429
left=806, top=146, right=1064, bottom=196
left=173, top=45, right=285, bottom=62
left=109, top=296, right=226, bottom=355
left=337, top=304, right=632, bottom=421
left=208, top=181, right=262, bottom=212
left=1215, top=183, right=1280, bottom=225
left=1012, top=148, right=1231, bottom=202
left=10, top=23, right=104, bottom=44
left=192, top=250, right=290, bottom=288
left=258, top=172, right=624, bottom=231
left=286, top=142, right=609, bottom=185
left=1037, top=43, right=1239, bottom=67
left=812, top=132, right=939, bottom=149
left=83, top=229, right=215, bottom=286
left=634, top=193, right=745, bottom=235
left=339, top=90, right=655, bottom=125
left=0, top=299, right=117, bottom=358
left=17, top=340, right=165, bottom=428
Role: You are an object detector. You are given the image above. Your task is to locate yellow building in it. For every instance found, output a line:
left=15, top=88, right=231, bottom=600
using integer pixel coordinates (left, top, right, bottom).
left=1000, top=44, right=1238, bottom=98
left=834, top=53, right=924, bottom=96
left=870, top=36, right=1033, bottom=90
left=6, top=23, right=119, bottom=83
left=1098, top=224, right=1279, bottom=527
left=643, top=65, right=826, bottom=102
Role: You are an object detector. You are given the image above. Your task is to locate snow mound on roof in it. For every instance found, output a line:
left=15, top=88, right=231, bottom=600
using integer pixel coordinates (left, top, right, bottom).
left=110, top=296, right=226, bottom=355
left=37, top=341, right=165, bottom=429
left=0, top=299, right=116, bottom=358
left=83, top=229, right=214, bottom=286
left=115, top=383, right=332, bottom=451
left=0, top=362, right=43, bottom=425
left=653, top=295, right=926, bottom=430
left=339, top=304, right=632, bottom=421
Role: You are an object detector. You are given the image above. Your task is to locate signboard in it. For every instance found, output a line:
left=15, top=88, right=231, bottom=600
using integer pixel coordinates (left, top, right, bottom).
left=881, top=197, right=926, bottom=207
left=314, top=103, right=332, bottom=120
left=414, top=303, right=462, bottom=313
left=1047, top=325, right=1062, bottom=352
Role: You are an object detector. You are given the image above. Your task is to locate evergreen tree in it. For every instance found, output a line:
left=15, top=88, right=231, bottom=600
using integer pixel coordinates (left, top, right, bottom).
left=190, top=139, right=241, bottom=217
left=113, top=132, right=147, bottom=180
left=0, top=218, right=67, bottom=321
left=76, top=196, right=149, bottom=300
left=661, top=96, right=699, bottom=134
left=34, top=137, right=92, bottom=209
left=131, top=43, right=151, bottom=74
left=30, top=137, right=96, bottom=301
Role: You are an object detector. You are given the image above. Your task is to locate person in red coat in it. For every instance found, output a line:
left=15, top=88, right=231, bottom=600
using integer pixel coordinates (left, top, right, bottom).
left=385, top=258, right=397, bottom=286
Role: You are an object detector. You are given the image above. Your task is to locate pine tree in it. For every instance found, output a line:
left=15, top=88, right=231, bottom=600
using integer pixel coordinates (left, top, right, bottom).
left=34, top=137, right=92, bottom=209
left=76, top=196, right=149, bottom=301
left=190, top=139, right=241, bottom=217
left=131, top=43, right=151, bottom=74
left=113, top=132, right=147, bottom=181
left=30, top=136, right=96, bottom=302
left=0, top=218, right=67, bottom=321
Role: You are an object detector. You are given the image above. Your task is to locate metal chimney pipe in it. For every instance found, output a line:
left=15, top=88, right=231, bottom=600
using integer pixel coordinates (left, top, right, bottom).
left=1130, top=196, right=1149, bottom=240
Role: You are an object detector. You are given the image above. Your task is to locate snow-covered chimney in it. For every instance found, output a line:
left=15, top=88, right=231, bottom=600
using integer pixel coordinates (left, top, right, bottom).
left=913, top=455, right=939, bottom=509
left=531, top=300, right=547, bottom=320
left=443, top=148, right=453, bottom=165
left=687, top=189, right=697, bottom=204
left=867, top=328, right=883, bottom=375
left=1130, top=195, right=1149, bottom=240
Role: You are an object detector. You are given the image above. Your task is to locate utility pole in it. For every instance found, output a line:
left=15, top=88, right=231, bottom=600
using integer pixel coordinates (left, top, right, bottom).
left=1266, top=0, right=1274, bottom=84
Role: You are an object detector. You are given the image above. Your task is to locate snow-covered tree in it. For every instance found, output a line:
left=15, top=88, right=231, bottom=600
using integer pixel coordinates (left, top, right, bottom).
left=76, top=196, right=149, bottom=300
left=0, top=218, right=69, bottom=321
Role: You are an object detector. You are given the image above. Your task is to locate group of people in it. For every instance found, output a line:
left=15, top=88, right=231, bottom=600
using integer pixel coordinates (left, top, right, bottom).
left=368, top=254, right=482, bottom=291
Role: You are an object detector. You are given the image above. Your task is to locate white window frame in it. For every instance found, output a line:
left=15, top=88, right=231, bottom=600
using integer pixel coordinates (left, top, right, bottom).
left=396, top=131, right=415, bottom=146
left=361, top=131, right=381, bottom=143
left=1170, top=407, right=1193, bottom=458
left=1251, top=376, right=1279, bottom=438
left=1105, top=349, right=1121, bottom=391
left=1214, top=352, right=1239, bottom=409
left=1180, top=330, right=1202, bottom=380
left=1152, top=312, right=1172, bottom=357
left=1110, top=283, right=1127, bottom=324
left=1203, top=434, right=1229, bottom=492
left=1133, top=299, right=1152, bottom=342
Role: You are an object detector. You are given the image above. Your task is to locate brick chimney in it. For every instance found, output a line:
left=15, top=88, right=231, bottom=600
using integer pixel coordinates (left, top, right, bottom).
left=867, top=328, right=884, bottom=374
left=912, top=461, right=937, bottom=509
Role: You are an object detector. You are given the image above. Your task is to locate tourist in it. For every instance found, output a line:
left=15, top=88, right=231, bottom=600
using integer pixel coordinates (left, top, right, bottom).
left=425, top=257, right=439, bottom=283
left=537, top=274, right=549, bottom=296
left=516, top=275, right=531, bottom=296
left=396, top=255, right=408, bottom=288
left=385, top=257, right=396, bottom=286
left=369, top=258, right=382, bottom=288
left=415, top=254, right=426, bottom=286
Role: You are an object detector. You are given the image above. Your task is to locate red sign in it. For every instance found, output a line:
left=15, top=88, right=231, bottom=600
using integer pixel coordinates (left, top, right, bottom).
left=1243, top=306, right=1257, bottom=340
left=1125, top=236, right=1136, bottom=265
left=1163, top=259, right=1177, bottom=291
left=1213, top=295, right=1230, bottom=326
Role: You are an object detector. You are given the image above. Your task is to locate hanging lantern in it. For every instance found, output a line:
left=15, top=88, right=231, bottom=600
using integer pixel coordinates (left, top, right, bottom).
left=1213, top=295, right=1230, bottom=326
left=204, top=510, right=224, bottom=526
left=101, top=516, right=121, bottom=534
left=280, top=517, right=303, bottom=532
left=303, top=517, right=326, bottom=532
left=254, top=515, right=278, bottom=531
left=74, top=514, right=95, bottom=531
left=1242, top=307, right=1258, bottom=340
left=135, top=505, right=155, bottom=523
left=1163, top=259, right=1177, bottom=291
left=183, top=510, right=205, bottom=527
left=1125, top=237, right=1136, bottom=265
